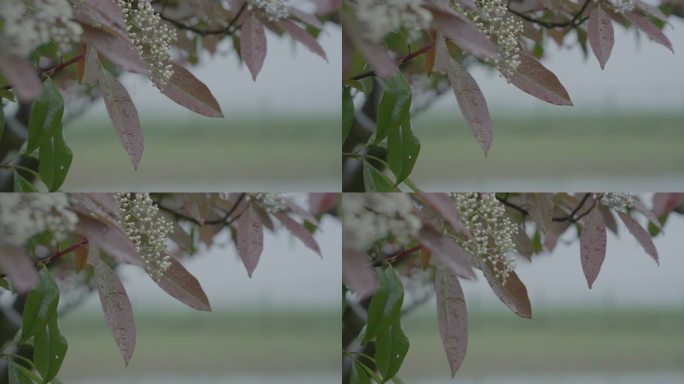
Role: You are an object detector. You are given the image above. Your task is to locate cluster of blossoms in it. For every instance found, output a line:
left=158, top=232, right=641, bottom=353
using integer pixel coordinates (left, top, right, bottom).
left=247, top=193, right=289, bottom=213
left=247, top=0, right=290, bottom=22
left=0, top=0, right=82, bottom=56
left=116, top=193, right=173, bottom=282
left=116, top=0, right=177, bottom=89
left=593, top=193, right=635, bottom=213
left=355, top=0, right=433, bottom=42
left=452, top=193, right=517, bottom=283
left=0, top=194, right=78, bottom=247
left=611, top=0, right=635, bottom=14
left=343, top=193, right=422, bottom=252
left=451, top=0, right=523, bottom=79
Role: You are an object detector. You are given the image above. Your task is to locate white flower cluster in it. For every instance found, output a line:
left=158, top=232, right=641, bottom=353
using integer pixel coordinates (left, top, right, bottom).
left=343, top=193, right=422, bottom=252
left=0, top=0, right=82, bottom=57
left=612, top=0, right=635, bottom=14
left=355, top=0, right=433, bottom=42
left=116, top=193, right=173, bottom=282
left=247, top=0, right=290, bottom=22
left=593, top=193, right=635, bottom=213
left=116, top=0, right=176, bottom=89
left=0, top=194, right=78, bottom=247
left=451, top=0, right=523, bottom=79
left=247, top=193, right=289, bottom=213
left=452, top=193, right=517, bottom=283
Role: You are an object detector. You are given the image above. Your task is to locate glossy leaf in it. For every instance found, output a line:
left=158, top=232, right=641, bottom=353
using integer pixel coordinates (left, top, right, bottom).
left=435, top=267, right=468, bottom=377
left=237, top=206, right=264, bottom=277
left=280, top=20, right=327, bottom=60
left=21, top=267, right=60, bottom=343
left=418, top=193, right=466, bottom=233
left=33, top=316, right=68, bottom=382
left=617, top=212, right=659, bottom=265
left=375, top=318, right=409, bottom=382
left=510, top=53, right=573, bottom=106
left=588, top=5, right=614, bottom=69
left=625, top=12, right=673, bottom=52
left=161, top=63, right=224, bottom=117
left=363, top=161, right=399, bottom=192
left=387, top=121, right=420, bottom=185
left=38, top=125, right=73, bottom=192
left=580, top=207, right=607, bottom=289
left=13, top=173, right=38, bottom=192
left=350, top=360, right=371, bottom=384
left=274, top=213, right=321, bottom=256
left=27, top=79, right=64, bottom=154
left=418, top=227, right=475, bottom=280
left=364, top=266, right=404, bottom=343
left=241, top=12, right=268, bottom=80
left=95, top=259, right=136, bottom=366
left=483, top=268, right=531, bottom=319
left=156, top=257, right=212, bottom=311
left=376, top=74, right=412, bottom=143
left=8, top=361, right=37, bottom=384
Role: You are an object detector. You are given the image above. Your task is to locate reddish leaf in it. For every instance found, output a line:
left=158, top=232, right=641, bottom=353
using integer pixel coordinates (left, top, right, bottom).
left=308, top=193, right=338, bottom=215
left=435, top=36, right=493, bottom=155
left=419, top=227, right=475, bottom=280
left=274, top=213, right=321, bottom=256
left=635, top=0, right=668, bottom=22
left=419, top=193, right=466, bottom=233
left=435, top=267, right=468, bottom=377
left=237, top=206, right=264, bottom=277
left=544, top=221, right=571, bottom=252
left=625, top=12, right=673, bottom=52
left=0, top=246, right=38, bottom=294
left=526, top=193, right=554, bottom=234
left=632, top=198, right=662, bottom=229
left=483, top=268, right=531, bottom=319
left=430, top=9, right=498, bottom=60
left=510, top=53, right=573, bottom=106
left=76, top=216, right=142, bottom=266
left=617, top=212, right=659, bottom=265
left=82, top=26, right=146, bottom=73
left=341, top=13, right=398, bottom=79
left=95, top=259, right=136, bottom=366
left=652, top=193, right=683, bottom=217
left=280, top=20, right=327, bottom=61
left=0, top=55, right=42, bottom=102
left=156, top=257, right=212, bottom=311
left=342, top=250, right=377, bottom=299
left=288, top=7, right=323, bottom=29
left=580, top=207, right=607, bottom=289
left=161, top=63, right=223, bottom=117
left=241, top=12, right=268, bottom=81
left=588, top=5, right=614, bottom=69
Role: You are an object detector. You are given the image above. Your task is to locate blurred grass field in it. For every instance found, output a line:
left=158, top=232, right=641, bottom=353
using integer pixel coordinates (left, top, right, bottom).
left=61, top=114, right=339, bottom=191
left=410, top=109, right=684, bottom=190
left=400, top=306, right=684, bottom=381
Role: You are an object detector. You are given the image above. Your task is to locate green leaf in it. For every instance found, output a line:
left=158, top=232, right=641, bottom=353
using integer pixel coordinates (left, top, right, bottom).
left=26, top=79, right=64, bottom=154
left=375, top=74, right=412, bottom=143
left=38, top=124, right=72, bottom=191
left=21, top=267, right=60, bottom=343
left=364, top=266, right=404, bottom=343
left=342, top=86, right=354, bottom=142
left=350, top=361, right=372, bottom=384
left=1, top=105, right=5, bottom=142
left=33, top=316, right=68, bottom=383
left=0, top=88, right=16, bottom=101
left=8, top=361, right=38, bottom=384
left=387, top=121, right=420, bottom=185
left=363, top=161, right=399, bottom=192
left=375, top=318, right=409, bottom=382
left=14, top=172, right=38, bottom=192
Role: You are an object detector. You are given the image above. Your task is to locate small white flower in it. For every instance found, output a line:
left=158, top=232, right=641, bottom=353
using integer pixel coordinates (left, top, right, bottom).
left=355, top=0, right=433, bottom=43
left=247, top=0, right=290, bottom=22
left=594, top=193, right=634, bottom=213
left=248, top=193, right=289, bottom=213
left=0, top=193, right=78, bottom=247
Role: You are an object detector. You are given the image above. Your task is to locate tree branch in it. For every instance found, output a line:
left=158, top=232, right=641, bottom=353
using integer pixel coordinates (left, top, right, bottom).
left=158, top=3, right=247, bottom=36
left=348, top=42, right=436, bottom=81
left=498, top=193, right=594, bottom=223
left=508, top=0, right=592, bottom=29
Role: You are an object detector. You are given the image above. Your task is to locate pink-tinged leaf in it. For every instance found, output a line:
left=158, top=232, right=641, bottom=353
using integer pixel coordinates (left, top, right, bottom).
left=580, top=207, right=607, bottom=289
left=598, top=204, right=619, bottom=235
left=161, top=63, right=223, bottom=117
left=280, top=20, right=327, bottom=61
left=526, top=193, right=554, bottom=234
left=419, top=193, right=466, bottom=233
left=652, top=193, right=683, bottom=217
left=82, top=26, right=146, bottom=73
left=483, top=268, right=531, bottom=319
left=343, top=250, right=377, bottom=299
left=236, top=206, right=264, bottom=277
left=510, top=52, right=573, bottom=106
left=625, top=11, right=673, bottom=52
left=286, top=199, right=319, bottom=225
left=76, top=216, right=142, bottom=266
left=617, top=212, right=659, bottom=265
left=435, top=267, right=468, bottom=377
left=288, top=7, right=323, bottom=29
left=544, top=221, right=571, bottom=252
left=314, top=0, right=340, bottom=15
left=274, top=212, right=321, bottom=256
left=99, top=68, right=144, bottom=169
left=156, top=257, right=211, bottom=311
left=588, top=5, right=614, bottom=69
left=241, top=12, right=268, bottom=81
left=0, top=246, right=38, bottom=294
left=635, top=0, right=668, bottom=22
left=73, top=0, right=126, bottom=36
left=308, top=193, right=338, bottom=215
left=95, top=259, right=136, bottom=366
left=430, top=9, right=499, bottom=60
left=0, top=56, right=42, bottom=102
left=341, top=13, right=398, bottom=79
left=632, top=199, right=662, bottom=229
left=419, top=227, right=476, bottom=280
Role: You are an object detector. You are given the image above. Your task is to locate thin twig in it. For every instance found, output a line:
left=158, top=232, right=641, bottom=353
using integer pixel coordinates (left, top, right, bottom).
left=158, top=3, right=248, bottom=36
left=348, top=42, right=436, bottom=81
left=508, top=0, right=592, bottom=29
